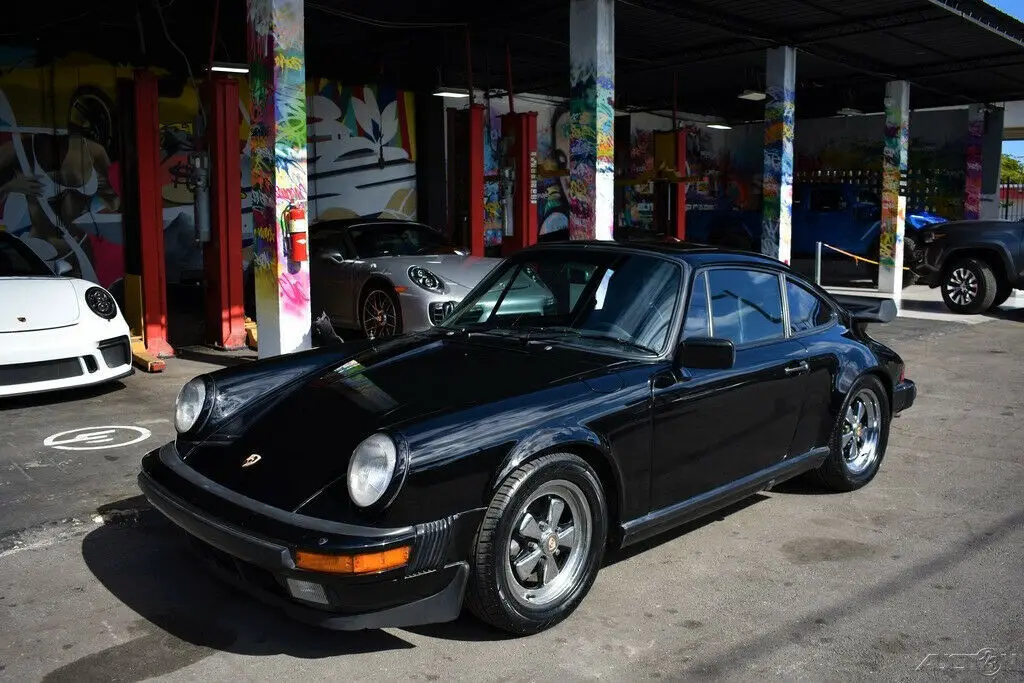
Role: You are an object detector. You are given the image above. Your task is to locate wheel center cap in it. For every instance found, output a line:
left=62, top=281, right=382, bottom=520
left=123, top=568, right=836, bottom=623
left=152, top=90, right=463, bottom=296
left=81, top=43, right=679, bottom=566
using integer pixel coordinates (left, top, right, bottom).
left=545, top=534, right=558, bottom=554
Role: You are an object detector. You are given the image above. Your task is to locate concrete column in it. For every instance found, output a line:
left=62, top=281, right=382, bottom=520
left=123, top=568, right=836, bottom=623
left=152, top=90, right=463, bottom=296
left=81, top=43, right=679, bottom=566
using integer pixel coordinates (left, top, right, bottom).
left=878, top=80, right=910, bottom=308
left=761, top=46, right=796, bottom=264
left=568, top=0, right=615, bottom=241
left=965, top=103, right=985, bottom=220
left=246, top=0, right=311, bottom=357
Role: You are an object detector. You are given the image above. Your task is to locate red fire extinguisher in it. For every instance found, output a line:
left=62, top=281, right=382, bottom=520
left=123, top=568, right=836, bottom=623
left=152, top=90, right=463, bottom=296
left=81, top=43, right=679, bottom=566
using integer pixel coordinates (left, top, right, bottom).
left=284, top=205, right=308, bottom=262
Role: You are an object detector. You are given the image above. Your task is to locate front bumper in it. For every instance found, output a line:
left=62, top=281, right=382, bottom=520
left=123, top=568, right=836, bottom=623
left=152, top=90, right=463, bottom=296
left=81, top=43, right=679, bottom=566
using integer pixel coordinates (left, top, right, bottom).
left=137, top=442, right=484, bottom=630
left=893, top=379, right=917, bottom=415
left=0, top=330, right=134, bottom=398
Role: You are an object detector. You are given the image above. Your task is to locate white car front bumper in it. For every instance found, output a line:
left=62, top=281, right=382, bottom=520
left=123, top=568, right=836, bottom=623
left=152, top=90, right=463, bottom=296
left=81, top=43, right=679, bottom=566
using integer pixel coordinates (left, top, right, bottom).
left=0, top=321, right=134, bottom=398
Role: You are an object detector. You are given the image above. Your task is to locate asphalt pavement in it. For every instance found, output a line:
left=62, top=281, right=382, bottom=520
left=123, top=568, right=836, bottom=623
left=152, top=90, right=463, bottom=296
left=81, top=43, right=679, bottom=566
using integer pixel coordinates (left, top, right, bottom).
left=0, top=310, right=1022, bottom=682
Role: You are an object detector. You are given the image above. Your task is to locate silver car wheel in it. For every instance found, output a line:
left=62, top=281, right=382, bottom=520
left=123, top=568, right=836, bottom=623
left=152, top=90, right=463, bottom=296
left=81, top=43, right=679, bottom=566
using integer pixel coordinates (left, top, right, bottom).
left=841, top=388, right=882, bottom=475
left=945, top=267, right=978, bottom=306
left=504, top=480, right=592, bottom=610
left=362, top=290, right=398, bottom=338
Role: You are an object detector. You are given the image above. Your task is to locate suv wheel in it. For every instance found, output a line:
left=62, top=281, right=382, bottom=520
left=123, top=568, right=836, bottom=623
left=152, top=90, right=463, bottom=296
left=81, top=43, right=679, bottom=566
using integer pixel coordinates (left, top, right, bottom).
left=940, top=257, right=997, bottom=314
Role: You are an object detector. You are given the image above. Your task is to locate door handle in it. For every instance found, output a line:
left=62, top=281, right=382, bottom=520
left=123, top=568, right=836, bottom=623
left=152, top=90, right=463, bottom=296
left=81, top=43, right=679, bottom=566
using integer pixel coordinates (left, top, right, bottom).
left=784, top=361, right=810, bottom=376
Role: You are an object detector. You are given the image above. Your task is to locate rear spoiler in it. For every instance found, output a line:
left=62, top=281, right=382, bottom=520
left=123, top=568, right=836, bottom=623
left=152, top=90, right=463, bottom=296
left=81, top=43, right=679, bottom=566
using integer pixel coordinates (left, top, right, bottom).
left=832, top=294, right=898, bottom=324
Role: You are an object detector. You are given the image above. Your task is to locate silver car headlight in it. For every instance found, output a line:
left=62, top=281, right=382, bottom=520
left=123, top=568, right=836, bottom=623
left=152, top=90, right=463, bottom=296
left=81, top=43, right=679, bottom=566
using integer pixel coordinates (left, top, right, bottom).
left=408, top=266, right=444, bottom=293
left=347, top=432, right=397, bottom=507
left=175, top=377, right=208, bottom=433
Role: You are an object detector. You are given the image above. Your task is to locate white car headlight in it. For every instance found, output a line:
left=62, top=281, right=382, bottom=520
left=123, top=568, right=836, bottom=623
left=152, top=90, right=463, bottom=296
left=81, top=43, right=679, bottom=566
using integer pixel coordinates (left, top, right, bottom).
left=347, top=432, right=397, bottom=507
left=175, top=377, right=208, bottom=433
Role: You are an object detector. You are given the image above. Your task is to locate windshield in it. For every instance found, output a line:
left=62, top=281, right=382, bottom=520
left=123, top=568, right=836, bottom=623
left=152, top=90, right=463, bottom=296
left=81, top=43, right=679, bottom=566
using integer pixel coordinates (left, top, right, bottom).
left=348, top=223, right=458, bottom=258
left=0, top=233, right=53, bottom=277
left=440, top=250, right=684, bottom=356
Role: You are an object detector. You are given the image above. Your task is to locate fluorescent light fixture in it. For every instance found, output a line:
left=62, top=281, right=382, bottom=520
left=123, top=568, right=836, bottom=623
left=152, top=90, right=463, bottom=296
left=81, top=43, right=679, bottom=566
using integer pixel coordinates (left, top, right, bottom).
left=433, top=86, right=470, bottom=98
left=837, top=107, right=863, bottom=116
left=737, top=89, right=766, bottom=101
left=210, top=62, right=249, bottom=74
left=707, top=123, right=732, bottom=130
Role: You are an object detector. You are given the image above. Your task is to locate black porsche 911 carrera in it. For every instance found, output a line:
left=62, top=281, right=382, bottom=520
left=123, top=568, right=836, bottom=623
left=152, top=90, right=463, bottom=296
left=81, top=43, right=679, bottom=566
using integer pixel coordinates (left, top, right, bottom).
left=138, top=240, right=916, bottom=635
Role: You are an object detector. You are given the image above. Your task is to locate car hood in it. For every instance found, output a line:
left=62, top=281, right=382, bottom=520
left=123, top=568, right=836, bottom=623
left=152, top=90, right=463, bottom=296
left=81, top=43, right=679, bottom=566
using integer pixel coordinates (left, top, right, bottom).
left=182, top=333, right=617, bottom=511
left=371, top=254, right=502, bottom=289
left=0, top=277, right=80, bottom=332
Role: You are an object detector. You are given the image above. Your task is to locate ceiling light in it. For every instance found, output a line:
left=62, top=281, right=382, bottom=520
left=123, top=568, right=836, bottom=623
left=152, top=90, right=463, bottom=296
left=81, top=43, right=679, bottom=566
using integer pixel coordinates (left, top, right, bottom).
left=707, top=123, right=732, bottom=130
left=433, top=86, right=470, bottom=98
left=210, top=62, right=249, bottom=74
left=837, top=107, right=863, bottom=116
left=737, top=89, right=766, bottom=101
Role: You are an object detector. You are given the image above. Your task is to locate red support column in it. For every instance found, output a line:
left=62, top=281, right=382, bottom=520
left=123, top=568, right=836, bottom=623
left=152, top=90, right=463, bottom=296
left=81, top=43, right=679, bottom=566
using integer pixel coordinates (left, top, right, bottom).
left=499, top=111, right=538, bottom=256
left=133, top=70, right=173, bottom=359
left=204, top=76, right=247, bottom=349
left=467, top=103, right=486, bottom=257
left=673, top=129, right=687, bottom=241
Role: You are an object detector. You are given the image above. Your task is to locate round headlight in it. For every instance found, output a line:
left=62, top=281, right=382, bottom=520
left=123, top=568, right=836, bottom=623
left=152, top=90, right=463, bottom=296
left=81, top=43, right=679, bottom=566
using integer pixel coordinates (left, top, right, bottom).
left=347, top=433, right=397, bottom=507
left=175, top=377, right=207, bottom=433
left=85, top=286, right=117, bottom=320
left=408, top=266, right=443, bottom=293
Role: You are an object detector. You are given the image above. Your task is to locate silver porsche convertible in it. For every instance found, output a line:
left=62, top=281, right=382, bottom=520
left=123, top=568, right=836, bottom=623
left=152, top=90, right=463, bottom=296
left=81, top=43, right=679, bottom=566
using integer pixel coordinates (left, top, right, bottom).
left=307, top=218, right=554, bottom=339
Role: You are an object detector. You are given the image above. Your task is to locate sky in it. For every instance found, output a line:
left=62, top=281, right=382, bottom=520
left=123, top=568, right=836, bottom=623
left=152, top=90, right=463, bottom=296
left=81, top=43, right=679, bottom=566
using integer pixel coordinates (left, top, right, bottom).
left=985, top=0, right=1024, bottom=157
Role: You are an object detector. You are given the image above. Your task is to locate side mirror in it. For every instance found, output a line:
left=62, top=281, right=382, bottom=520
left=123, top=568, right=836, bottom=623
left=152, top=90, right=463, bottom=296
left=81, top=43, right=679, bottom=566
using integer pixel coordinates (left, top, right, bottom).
left=319, top=249, right=345, bottom=264
left=675, top=337, right=735, bottom=370
left=54, top=258, right=72, bottom=276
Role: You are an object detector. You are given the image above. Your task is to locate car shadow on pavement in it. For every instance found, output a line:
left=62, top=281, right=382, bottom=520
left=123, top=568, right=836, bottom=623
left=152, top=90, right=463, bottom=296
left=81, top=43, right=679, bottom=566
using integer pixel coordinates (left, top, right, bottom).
left=75, top=506, right=415, bottom=680
left=0, top=380, right=127, bottom=411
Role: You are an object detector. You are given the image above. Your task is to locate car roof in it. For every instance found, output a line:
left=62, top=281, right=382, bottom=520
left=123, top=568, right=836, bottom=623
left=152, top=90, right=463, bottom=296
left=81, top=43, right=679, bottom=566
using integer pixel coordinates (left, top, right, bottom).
left=515, top=239, right=794, bottom=271
left=310, top=217, right=433, bottom=232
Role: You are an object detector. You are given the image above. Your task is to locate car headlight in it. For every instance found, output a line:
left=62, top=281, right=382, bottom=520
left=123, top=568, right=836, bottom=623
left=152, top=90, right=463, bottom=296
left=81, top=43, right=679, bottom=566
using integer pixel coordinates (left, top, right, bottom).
left=408, top=266, right=444, bottom=293
left=85, top=286, right=117, bottom=320
left=175, top=377, right=209, bottom=433
left=347, top=432, right=397, bottom=507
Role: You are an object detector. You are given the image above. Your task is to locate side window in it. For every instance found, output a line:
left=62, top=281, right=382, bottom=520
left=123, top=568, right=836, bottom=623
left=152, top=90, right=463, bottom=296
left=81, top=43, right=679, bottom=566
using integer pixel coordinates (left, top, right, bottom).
left=707, top=268, right=785, bottom=345
left=786, top=278, right=834, bottom=333
left=682, top=272, right=710, bottom=338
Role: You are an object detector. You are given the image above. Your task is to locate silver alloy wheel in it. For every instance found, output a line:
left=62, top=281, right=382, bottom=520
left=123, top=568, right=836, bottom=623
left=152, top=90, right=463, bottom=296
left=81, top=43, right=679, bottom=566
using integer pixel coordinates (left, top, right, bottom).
left=504, top=480, right=592, bottom=610
left=841, top=388, right=882, bottom=475
left=945, top=267, right=979, bottom=306
left=362, top=290, right=397, bottom=338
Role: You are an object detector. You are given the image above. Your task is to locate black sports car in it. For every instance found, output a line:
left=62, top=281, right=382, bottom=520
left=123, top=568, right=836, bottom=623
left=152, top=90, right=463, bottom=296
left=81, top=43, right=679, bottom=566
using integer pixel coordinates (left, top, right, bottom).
left=138, top=241, right=917, bottom=635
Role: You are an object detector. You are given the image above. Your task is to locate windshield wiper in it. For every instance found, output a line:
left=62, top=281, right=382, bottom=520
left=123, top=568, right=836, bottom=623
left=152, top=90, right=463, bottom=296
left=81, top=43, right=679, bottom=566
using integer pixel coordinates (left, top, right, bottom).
left=520, top=326, right=658, bottom=355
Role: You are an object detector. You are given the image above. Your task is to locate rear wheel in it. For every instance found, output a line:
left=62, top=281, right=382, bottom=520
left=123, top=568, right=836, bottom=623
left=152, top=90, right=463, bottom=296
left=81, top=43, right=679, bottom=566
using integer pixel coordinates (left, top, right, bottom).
left=940, top=257, right=997, bottom=314
left=465, top=453, right=608, bottom=635
left=815, top=375, right=890, bottom=492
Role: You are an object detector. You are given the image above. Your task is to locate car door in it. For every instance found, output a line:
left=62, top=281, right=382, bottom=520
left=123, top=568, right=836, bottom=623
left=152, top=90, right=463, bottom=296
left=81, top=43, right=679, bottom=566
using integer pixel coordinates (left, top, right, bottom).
left=649, top=265, right=811, bottom=511
left=309, top=230, right=359, bottom=326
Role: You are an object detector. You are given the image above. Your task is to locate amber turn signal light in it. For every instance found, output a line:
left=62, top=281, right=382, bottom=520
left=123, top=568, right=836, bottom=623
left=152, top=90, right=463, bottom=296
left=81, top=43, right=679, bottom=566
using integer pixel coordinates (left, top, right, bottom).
left=295, top=546, right=411, bottom=574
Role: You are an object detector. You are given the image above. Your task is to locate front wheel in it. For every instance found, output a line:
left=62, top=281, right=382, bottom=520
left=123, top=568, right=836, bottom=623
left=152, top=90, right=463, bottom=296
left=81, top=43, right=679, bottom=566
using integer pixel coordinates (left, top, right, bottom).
left=360, top=286, right=402, bottom=339
left=466, top=453, right=608, bottom=635
left=815, top=374, right=891, bottom=492
left=940, top=257, right=997, bottom=314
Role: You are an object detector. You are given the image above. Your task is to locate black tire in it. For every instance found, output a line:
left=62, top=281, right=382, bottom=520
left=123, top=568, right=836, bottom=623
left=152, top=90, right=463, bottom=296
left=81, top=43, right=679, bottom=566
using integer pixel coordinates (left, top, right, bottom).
left=359, top=284, right=403, bottom=339
left=465, top=452, right=608, bottom=635
left=989, top=283, right=1014, bottom=311
left=815, top=374, right=891, bottom=492
left=940, top=257, right=998, bottom=314
left=901, top=234, right=921, bottom=287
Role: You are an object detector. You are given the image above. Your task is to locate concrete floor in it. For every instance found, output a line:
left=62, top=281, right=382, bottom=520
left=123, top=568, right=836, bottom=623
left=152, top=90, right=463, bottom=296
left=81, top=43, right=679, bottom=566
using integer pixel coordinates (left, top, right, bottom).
left=0, top=311, right=1022, bottom=681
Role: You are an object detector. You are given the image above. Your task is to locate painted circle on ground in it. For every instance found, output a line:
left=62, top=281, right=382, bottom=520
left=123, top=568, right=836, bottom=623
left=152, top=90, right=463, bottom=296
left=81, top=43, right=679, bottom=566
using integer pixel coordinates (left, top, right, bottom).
left=43, top=426, right=153, bottom=451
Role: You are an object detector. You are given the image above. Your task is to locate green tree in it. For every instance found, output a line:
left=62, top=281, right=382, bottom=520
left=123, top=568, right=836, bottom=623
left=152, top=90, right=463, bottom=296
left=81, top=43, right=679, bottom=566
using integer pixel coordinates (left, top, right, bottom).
left=1002, top=154, right=1024, bottom=184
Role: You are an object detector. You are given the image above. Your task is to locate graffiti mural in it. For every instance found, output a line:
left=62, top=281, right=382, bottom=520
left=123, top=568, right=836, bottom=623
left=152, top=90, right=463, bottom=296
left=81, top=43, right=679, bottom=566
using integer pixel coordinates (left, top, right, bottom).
left=568, top=0, right=614, bottom=241
left=964, top=105, right=984, bottom=220
left=247, top=0, right=310, bottom=351
left=761, top=47, right=796, bottom=264
left=307, top=82, right=417, bottom=223
left=879, top=82, right=910, bottom=269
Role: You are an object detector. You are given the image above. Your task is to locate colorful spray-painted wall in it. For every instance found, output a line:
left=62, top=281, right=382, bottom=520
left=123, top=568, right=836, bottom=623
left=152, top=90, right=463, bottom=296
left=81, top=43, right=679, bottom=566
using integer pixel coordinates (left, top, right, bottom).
left=0, top=48, right=418, bottom=291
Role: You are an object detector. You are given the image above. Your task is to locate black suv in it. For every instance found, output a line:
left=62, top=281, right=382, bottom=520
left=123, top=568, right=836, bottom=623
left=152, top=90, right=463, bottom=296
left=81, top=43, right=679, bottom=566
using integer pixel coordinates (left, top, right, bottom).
left=912, top=218, right=1023, bottom=314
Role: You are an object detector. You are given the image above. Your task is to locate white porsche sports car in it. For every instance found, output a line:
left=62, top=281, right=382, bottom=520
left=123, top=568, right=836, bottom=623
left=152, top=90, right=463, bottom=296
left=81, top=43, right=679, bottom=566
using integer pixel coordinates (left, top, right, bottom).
left=0, top=231, right=134, bottom=399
